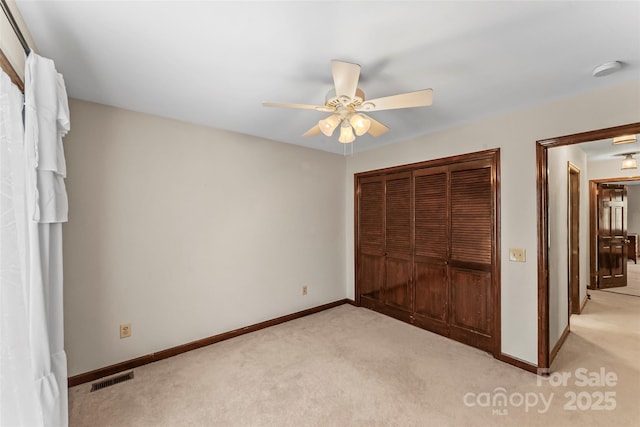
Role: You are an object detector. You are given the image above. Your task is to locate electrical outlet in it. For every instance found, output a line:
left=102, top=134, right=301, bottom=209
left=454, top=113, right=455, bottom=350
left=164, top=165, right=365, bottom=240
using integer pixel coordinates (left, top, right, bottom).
left=302, top=285, right=308, bottom=296
left=120, top=323, right=131, bottom=339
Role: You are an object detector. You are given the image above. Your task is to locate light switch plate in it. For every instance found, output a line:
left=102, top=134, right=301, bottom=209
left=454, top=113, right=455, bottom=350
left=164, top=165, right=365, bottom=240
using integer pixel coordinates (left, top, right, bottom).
left=509, top=248, right=526, bottom=262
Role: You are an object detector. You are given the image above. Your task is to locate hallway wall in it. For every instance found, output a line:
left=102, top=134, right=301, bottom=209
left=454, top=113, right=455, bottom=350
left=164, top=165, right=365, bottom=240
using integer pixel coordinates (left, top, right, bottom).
left=626, top=185, right=640, bottom=235
left=547, top=144, right=589, bottom=350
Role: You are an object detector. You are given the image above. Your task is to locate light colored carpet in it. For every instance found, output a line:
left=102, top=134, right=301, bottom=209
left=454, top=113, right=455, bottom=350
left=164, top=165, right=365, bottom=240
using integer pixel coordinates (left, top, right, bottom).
left=600, top=261, right=640, bottom=297
left=69, top=291, right=640, bottom=426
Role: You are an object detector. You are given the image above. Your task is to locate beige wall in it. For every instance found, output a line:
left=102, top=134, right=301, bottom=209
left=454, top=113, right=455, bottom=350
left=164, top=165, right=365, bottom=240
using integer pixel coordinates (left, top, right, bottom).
left=345, top=80, right=640, bottom=364
left=627, top=185, right=640, bottom=235
left=63, top=100, right=347, bottom=375
left=547, top=144, right=589, bottom=351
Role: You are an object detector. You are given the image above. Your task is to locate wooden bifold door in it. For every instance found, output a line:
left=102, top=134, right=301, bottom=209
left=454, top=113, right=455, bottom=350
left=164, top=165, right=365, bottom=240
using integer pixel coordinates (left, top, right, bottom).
left=355, top=149, right=500, bottom=354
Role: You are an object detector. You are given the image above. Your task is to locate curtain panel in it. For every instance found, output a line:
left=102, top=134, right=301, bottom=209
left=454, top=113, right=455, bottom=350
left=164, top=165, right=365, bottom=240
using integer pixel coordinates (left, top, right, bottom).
left=0, top=51, right=70, bottom=427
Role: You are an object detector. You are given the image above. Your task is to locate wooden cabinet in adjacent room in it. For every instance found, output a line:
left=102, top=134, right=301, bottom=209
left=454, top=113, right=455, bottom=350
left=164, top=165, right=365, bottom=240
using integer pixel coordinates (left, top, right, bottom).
left=355, top=149, right=500, bottom=355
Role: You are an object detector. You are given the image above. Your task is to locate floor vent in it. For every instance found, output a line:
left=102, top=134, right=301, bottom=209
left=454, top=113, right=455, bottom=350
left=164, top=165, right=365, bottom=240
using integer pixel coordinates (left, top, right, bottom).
left=90, top=371, right=134, bottom=392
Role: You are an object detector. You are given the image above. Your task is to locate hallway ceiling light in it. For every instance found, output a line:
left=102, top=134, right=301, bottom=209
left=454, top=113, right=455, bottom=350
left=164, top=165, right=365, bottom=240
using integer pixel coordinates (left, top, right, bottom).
left=612, top=134, right=637, bottom=145
left=620, top=153, right=638, bottom=170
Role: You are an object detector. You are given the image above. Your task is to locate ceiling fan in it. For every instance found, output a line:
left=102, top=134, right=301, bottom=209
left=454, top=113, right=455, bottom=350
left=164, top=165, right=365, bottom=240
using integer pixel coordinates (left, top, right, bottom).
left=262, top=60, right=433, bottom=144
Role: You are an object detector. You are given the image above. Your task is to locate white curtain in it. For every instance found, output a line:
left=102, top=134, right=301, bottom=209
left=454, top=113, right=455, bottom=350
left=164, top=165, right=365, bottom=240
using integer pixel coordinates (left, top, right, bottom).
left=0, top=51, right=70, bottom=427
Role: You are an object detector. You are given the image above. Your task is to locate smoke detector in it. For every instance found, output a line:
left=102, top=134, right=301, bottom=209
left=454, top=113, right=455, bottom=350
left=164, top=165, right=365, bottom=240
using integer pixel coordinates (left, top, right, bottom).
left=592, top=61, right=622, bottom=77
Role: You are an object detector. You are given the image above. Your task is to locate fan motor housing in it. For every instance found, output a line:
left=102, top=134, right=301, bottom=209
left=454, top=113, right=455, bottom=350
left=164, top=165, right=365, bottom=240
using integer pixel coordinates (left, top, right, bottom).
left=325, top=88, right=366, bottom=109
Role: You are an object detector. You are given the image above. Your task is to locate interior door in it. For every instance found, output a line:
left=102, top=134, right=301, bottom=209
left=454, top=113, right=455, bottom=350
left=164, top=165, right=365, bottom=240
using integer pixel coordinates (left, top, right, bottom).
left=448, top=161, right=495, bottom=352
left=597, top=183, right=627, bottom=289
left=383, top=172, right=412, bottom=314
left=568, top=164, right=580, bottom=313
left=412, top=166, right=449, bottom=336
left=357, top=176, right=385, bottom=303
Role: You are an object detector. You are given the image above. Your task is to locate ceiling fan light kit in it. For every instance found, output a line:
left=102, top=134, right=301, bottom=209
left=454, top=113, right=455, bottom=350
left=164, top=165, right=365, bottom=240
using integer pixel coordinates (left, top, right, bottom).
left=339, top=120, right=356, bottom=144
left=350, top=114, right=371, bottom=136
left=263, top=60, right=433, bottom=144
left=319, top=114, right=341, bottom=136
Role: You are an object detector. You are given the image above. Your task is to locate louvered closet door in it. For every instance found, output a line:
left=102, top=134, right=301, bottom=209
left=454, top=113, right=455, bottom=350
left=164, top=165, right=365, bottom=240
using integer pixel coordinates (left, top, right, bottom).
left=412, top=166, right=449, bottom=335
left=448, top=159, right=495, bottom=352
left=358, top=176, right=385, bottom=304
left=355, top=150, right=499, bottom=355
left=384, top=172, right=412, bottom=314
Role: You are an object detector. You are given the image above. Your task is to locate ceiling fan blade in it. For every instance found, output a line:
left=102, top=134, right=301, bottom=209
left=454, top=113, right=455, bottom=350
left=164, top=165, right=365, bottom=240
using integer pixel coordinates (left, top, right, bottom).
left=332, top=60, right=361, bottom=99
left=262, top=102, right=335, bottom=113
left=361, top=114, right=389, bottom=137
left=303, top=124, right=321, bottom=137
left=358, top=89, right=433, bottom=112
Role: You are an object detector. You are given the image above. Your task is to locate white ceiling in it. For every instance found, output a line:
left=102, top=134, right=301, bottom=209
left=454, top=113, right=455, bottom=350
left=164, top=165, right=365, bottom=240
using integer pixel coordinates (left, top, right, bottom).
left=15, top=1, right=640, bottom=155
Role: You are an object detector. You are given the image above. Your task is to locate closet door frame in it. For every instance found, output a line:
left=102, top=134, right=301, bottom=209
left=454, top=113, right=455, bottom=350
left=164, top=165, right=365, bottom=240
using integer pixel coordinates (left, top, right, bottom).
left=354, top=148, right=501, bottom=356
